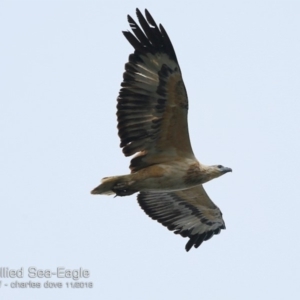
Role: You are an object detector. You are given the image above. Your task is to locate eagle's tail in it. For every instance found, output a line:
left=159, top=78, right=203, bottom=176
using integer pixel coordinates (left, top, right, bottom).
left=91, top=175, right=136, bottom=196
left=90, top=176, right=120, bottom=195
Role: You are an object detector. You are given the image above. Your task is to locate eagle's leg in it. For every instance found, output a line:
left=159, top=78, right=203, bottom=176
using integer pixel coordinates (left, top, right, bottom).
left=112, top=182, right=137, bottom=197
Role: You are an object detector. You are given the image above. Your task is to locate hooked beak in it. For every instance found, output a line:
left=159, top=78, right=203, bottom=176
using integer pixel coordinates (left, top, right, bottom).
left=223, top=167, right=232, bottom=173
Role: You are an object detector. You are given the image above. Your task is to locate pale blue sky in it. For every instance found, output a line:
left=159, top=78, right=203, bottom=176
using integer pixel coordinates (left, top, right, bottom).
left=1, top=1, right=300, bottom=299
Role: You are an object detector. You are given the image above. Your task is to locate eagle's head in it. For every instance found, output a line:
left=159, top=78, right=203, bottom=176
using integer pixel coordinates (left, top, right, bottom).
left=197, top=164, right=232, bottom=184
left=210, top=165, right=232, bottom=179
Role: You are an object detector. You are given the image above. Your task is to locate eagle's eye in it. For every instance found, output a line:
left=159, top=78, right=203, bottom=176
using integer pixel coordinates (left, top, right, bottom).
left=217, top=165, right=223, bottom=169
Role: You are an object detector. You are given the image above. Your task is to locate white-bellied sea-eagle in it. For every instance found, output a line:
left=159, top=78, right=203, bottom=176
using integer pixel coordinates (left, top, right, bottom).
left=91, top=9, right=232, bottom=252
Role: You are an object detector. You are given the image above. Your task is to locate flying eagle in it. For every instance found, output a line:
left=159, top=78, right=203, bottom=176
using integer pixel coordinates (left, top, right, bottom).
left=91, top=9, right=232, bottom=251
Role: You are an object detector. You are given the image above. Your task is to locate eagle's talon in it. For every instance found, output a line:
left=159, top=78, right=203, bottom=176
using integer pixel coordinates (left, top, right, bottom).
left=112, top=183, right=136, bottom=196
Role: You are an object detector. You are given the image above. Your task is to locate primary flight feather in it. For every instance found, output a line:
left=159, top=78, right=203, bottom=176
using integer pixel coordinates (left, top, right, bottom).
left=91, top=8, right=232, bottom=251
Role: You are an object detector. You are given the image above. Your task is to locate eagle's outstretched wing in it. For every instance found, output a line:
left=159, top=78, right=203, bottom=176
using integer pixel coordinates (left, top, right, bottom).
left=118, top=9, right=194, bottom=173
left=138, top=185, right=225, bottom=251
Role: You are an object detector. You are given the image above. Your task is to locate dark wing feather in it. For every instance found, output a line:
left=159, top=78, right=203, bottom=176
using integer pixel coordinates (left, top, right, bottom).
left=137, top=185, right=225, bottom=251
left=118, top=9, right=194, bottom=173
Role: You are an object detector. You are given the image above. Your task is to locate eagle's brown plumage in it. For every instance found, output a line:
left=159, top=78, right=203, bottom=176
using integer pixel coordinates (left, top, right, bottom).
left=118, top=9, right=193, bottom=173
left=138, top=185, right=225, bottom=252
left=91, top=8, right=232, bottom=251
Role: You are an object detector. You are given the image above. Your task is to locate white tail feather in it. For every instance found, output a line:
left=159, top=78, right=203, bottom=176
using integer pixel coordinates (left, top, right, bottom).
left=91, top=176, right=119, bottom=195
